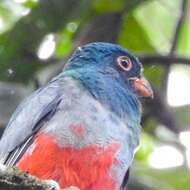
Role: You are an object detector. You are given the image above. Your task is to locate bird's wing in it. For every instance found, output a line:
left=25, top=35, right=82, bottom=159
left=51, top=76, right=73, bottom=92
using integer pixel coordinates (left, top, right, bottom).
left=0, top=76, right=65, bottom=166
left=120, top=169, right=130, bottom=190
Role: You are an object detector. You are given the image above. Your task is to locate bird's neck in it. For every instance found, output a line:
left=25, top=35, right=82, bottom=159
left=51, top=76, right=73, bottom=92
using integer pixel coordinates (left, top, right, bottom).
left=63, top=69, right=141, bottom=125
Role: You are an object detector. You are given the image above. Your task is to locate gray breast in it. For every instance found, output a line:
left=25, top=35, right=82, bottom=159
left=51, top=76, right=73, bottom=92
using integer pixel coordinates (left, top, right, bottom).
left=42, top=77, right=140, bottom=170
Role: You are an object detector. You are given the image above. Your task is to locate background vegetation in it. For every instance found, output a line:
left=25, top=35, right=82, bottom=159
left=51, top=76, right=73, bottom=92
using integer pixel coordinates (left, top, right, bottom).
left=0, top=0, right=190, bottom=189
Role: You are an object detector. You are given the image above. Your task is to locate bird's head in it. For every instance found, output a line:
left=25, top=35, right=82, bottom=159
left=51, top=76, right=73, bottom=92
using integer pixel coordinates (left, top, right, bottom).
left=65, top=42, right=153, bottom=121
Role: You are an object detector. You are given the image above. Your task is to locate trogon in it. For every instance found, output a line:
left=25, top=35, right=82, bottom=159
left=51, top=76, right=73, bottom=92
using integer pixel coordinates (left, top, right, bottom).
left=0, top=42, right=153, bottom=190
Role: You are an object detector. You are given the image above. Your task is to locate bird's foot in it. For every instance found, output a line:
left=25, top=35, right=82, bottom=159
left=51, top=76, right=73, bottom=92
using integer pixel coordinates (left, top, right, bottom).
left=0, top=163, right=7, bottom=173
left=45, top=179, right=80, bottom=190
left=44, top=179, right=61, bottom=190
left=63, top=186, right=80, bottom=190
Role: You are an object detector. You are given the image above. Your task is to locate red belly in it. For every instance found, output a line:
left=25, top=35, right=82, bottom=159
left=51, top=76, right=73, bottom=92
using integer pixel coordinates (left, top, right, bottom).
left=17, top=133, right=120, bottom=190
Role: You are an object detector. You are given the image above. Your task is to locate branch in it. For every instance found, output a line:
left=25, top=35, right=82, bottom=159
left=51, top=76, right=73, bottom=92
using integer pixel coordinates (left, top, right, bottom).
left=0, top=165, right=50, bottom=190
left=43, top=54, right=190, bottom=68
left=0, top=165, right=80, bottom=190
left=161, top=0, right=188, bottom=95
left=139, top=54, right=190, bottom=66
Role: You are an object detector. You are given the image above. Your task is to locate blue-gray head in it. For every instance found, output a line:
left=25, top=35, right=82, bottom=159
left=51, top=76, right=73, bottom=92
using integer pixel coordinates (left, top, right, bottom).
left=65, top=42, right=153, bottom=122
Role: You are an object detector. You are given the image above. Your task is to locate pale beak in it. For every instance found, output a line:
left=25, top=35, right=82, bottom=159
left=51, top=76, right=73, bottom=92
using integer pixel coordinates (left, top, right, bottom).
left=130, top=76, right=153, bottom=98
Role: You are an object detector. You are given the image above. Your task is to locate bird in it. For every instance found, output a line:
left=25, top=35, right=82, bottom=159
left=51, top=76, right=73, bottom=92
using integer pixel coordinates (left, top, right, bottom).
left=0, top=42, right=153, bottom=190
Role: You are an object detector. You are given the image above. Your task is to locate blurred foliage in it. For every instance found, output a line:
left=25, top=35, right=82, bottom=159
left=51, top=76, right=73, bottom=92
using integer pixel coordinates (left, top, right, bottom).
left=177, top=18, right=190, bottom=56
left=55, top=21, right=79, bottom=58
left=0, top=0, right=190, bottom=190
left=132, top=165, right=190, bottom=190
left=93, top=0, right=126, bottom=12
left=135, top=132, right=154, bottom=162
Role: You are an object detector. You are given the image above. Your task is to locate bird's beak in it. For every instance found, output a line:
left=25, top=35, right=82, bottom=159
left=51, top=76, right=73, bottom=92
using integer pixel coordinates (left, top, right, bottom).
left=129, top=76, right=153, bottom=98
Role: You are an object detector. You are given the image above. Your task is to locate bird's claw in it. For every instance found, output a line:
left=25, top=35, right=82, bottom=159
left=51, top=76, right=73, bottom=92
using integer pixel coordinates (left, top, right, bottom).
left=45, top=179, right=61, bottom=190
left=0, top=163, right=7, bottom=173
left=45, top=179, right=80, bottom=190
left=63, top=186, right=80, bottom=190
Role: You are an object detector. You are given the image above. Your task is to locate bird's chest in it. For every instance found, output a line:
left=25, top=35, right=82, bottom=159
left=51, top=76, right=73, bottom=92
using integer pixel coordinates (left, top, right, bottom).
left=17, top=132, right=120, bottom=190
left=17, top=95, right=139, bottom=190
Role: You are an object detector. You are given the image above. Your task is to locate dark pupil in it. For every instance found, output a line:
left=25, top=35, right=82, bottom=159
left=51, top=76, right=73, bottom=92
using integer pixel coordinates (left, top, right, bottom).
left=121, top=59, right=129, bottom=67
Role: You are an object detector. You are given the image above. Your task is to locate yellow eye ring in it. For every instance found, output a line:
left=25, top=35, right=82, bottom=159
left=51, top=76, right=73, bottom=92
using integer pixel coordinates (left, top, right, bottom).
left=117, top=56, right=132, bottom=71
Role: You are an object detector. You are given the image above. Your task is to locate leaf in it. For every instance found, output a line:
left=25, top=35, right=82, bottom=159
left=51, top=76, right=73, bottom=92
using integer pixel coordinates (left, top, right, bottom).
left=55, top=21, right=79, bottom=58
left=119, top=13, right=155, bottom=53
left=22, top=0, right=38, bottom=9
left=133, top=0, right=181, bottom=53
left=176, top=17, right=190, bottom=56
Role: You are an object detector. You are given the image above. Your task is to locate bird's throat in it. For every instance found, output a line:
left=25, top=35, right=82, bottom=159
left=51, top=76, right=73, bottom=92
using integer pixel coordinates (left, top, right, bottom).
left=66, top=70, right=141, bottom=124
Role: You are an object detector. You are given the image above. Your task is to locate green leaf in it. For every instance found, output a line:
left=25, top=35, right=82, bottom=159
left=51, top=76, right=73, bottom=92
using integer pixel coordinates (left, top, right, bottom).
left=22, top=0, right=38, bottom=9
left=55, top=32, right=72, bottom=58
left=134, top=0, right=181, bottom=53
left=119, top=13, right=155, bottom=53
left=176, top=18, right=190, bottom=56
left=55, top=21, right=79, bottom=58
left=0, top=2, right=19, bottom=33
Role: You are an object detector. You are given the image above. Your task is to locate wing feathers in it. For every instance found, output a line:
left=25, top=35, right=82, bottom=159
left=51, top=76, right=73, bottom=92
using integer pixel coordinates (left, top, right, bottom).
left=120, top=169, right=130, bottom=190
left=5, top=135, right=33, bottom=166
left=3, top=98, right=61, bottom=166
left=0, top=78, right=64, bottom=165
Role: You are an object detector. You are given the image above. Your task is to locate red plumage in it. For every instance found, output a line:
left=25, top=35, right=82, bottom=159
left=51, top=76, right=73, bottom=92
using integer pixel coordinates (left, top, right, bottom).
left=17, top=133, right=120, bottom=190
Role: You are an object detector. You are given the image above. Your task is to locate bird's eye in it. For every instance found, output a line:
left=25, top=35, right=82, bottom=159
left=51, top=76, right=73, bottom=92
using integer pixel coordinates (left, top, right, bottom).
left=117, top=56, right=132, bottom=71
